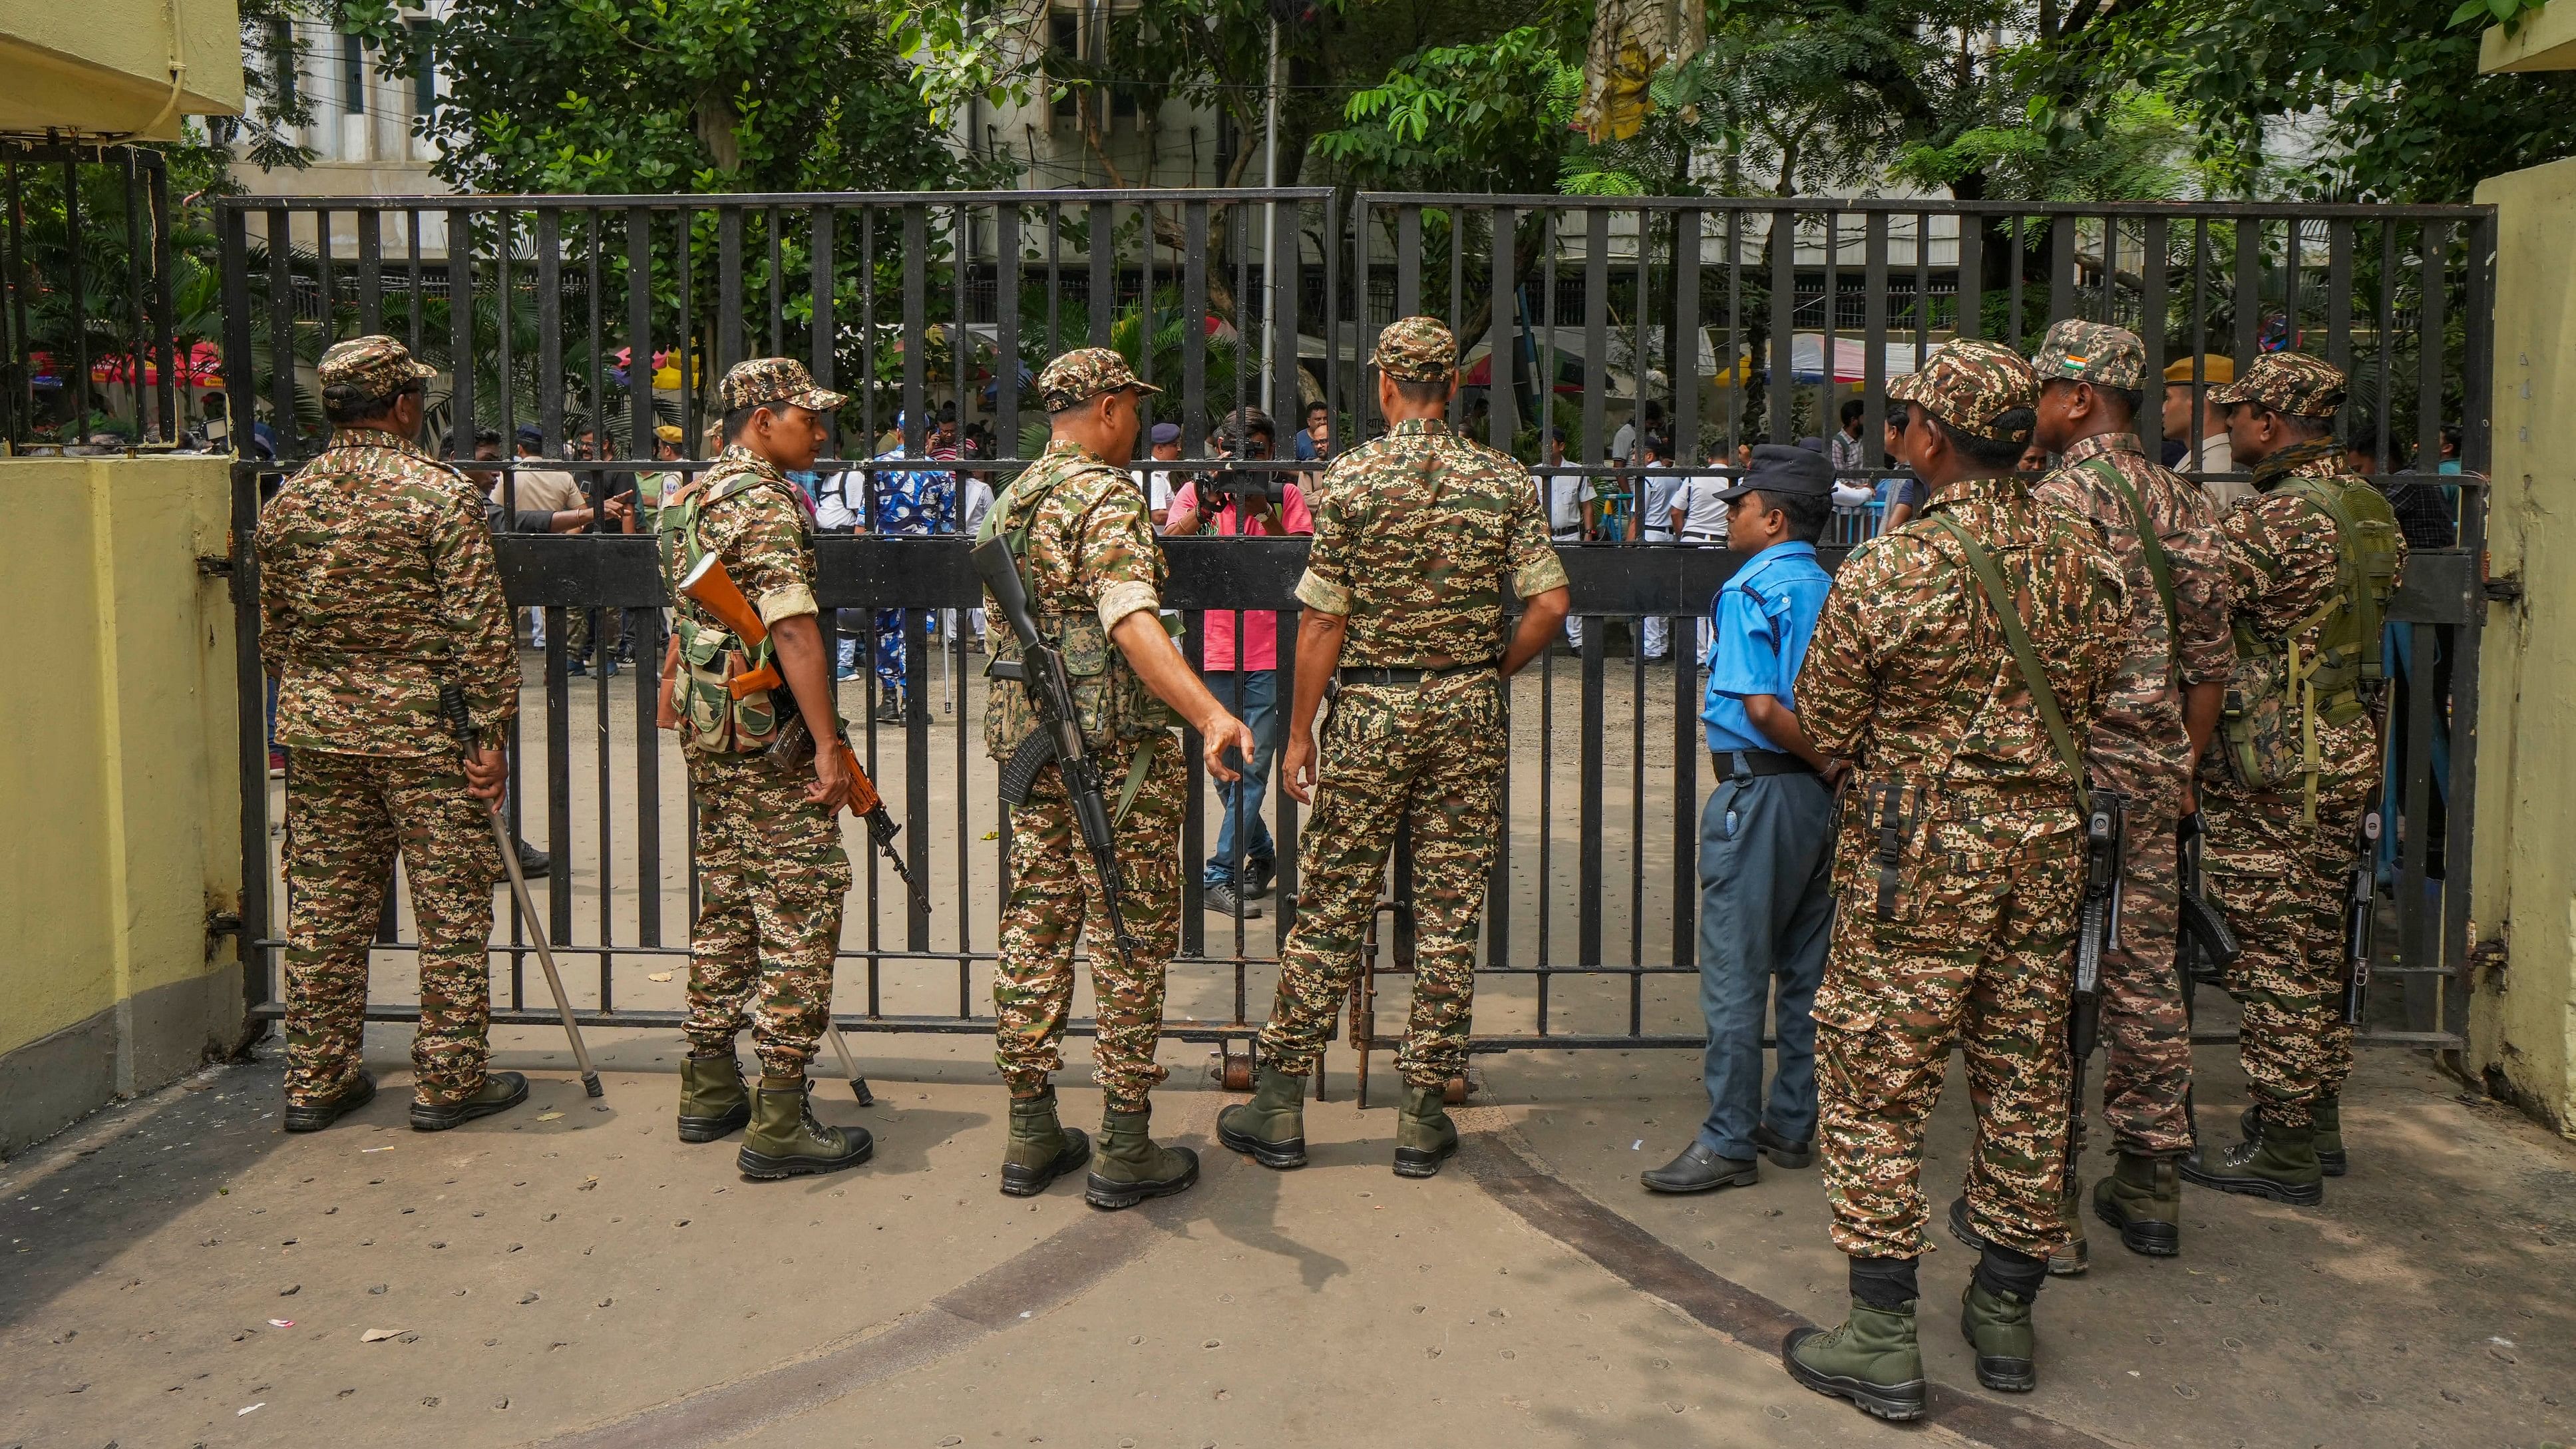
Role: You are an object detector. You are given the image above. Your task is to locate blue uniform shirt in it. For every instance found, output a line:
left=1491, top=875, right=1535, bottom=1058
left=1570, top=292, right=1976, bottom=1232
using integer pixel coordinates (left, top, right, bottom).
left=1700, top=540, right=1834, bottom=753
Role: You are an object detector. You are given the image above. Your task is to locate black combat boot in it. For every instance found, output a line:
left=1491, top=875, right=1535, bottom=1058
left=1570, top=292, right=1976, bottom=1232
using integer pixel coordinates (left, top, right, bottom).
left=1086, top=1104, right=1199, bottom=1209
left=737, top=1076, right=874, bottom=1179
left=1947, top=1193, right=2085, bottom=1277
left=676, top=1053, right=751, bottom=1142
left=409, top=1071, right=528, bottom=1132
left=283, top=1069, right=377, bottom=1133
left=1000, top=1090, right=1091, bottom=1196
left=1216, top=1065, right=1308, bottom=1168
left=2183, top=1107, right=2322, bottom=1205
left=2092, top=1152, right=2181, bottom=1256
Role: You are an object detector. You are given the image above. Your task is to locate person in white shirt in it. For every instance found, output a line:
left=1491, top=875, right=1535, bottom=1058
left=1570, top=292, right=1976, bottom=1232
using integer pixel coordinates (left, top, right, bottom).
left=1537, top=431, right=1594, bottom=649
left=1625, top=433, right=1684, bottom=660
left=1668, top=449, right=1736, bottom=664
left=1135, top=422, right=1183, bottom=528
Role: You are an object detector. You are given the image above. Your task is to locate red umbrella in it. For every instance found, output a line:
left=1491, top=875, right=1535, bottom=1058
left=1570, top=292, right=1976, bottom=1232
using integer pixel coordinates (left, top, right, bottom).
left=88, top=341, right=223, bottom=388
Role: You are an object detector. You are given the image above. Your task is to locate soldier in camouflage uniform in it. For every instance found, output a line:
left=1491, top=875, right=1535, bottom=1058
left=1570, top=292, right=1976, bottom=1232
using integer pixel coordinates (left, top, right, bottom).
left=1218, top=317, right=1572, bottom=1180
left=257, top=335, right=528, bottom=1134
left=979, top=347, right=1256, bottom=1209
left=1779, top=341, right=2125, bottom=1419
left=660, top=357, right=872, bottom=1180
left=2020, top=321, right=2233, bottom=1266
left=2181, top=352, right=2404, bottom=1205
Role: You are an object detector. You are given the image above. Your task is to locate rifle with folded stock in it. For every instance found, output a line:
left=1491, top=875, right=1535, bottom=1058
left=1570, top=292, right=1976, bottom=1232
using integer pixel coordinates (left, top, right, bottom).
left=2068, top=789, right=2127, bottom=1176
left=971, top=532, right=1144, bottom=972
left=2342, top=791, right=2384, bottom=1026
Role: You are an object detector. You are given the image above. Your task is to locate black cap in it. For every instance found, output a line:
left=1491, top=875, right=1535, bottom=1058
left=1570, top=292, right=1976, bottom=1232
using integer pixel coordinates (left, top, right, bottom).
left=515, top=423, right=545, bottom=446
left=1712, top=443, right=1834, bottom=503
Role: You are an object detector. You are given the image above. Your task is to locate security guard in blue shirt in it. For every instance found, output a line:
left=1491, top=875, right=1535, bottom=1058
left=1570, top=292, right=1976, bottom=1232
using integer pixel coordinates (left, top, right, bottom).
left=1644, top=444, right=1841, bottom=1193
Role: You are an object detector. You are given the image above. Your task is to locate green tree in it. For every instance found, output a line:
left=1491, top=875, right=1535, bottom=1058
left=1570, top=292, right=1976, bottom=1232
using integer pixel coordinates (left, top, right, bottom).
left=348, top=0, right=989, bottom=194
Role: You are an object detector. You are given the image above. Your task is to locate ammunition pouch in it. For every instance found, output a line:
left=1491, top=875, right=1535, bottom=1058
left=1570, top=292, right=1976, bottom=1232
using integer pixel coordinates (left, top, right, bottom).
left=982, top=609, right=1177, bottom=762
left=673, top=615, right=781, bottom=756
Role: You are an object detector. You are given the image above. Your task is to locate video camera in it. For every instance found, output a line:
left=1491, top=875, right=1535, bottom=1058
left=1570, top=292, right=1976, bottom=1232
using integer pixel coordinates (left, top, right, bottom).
left=1190, top=405, right=1289, bottom=508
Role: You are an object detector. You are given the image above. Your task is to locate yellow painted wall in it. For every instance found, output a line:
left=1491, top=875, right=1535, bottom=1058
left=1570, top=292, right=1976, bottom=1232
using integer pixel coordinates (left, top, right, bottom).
left=2470, top=156, right=2576, bottom=1138
left=0, top=456, right=241, bottom=1153
left=0, top=0, right=244, bottom=138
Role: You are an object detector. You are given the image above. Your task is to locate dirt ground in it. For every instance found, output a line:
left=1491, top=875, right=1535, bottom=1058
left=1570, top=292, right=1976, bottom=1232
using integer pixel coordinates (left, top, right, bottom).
left=4, top=1022, right=2569, bottom=1449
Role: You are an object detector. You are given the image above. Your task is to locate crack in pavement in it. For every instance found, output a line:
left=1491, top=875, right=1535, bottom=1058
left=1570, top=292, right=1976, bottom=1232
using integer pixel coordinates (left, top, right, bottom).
left=1457, top=1116, right=2127, bottom=1449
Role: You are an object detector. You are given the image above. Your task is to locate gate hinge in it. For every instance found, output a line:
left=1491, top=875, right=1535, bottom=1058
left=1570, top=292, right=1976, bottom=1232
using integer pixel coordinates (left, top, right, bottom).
left=197, top=553, right=236, bottom=577
left=205, top=906, right=244, bottom=961
left=2484, top=576, right=2523, bottom=604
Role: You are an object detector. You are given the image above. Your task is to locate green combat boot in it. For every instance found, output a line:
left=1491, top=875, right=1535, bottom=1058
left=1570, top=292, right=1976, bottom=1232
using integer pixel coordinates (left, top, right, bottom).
left=409, top=1071, right=528, bottom=1132
left=1085, top=1106, right=1199, bottom=1210
left=676, top=1054, right=751, bottom=1143
left=1782, top=1301, right=1927, bottom=1422
left=2181, top=1109, right=2322, bottom=1205
left=1000, top=1090, right=1090, bottom=1197
left=1960, top=1280, right=2038, bottom=1392
left=2093, top=1153, right=2181, bottom=1257
left=737, top=1077, right=874, bottom=1180
left=2311, top=1097, right=2347, bottom=1177
left=1392, top=1083, right=1460, bottom=1179
left=1216, top=1066, right=1308, bottom=1169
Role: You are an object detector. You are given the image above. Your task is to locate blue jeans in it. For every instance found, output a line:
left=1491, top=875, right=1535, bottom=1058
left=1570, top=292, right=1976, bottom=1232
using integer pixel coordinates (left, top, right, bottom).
left=1694, top=760, right=1837, bottom=1160
left=1203, top=670, right=1279, bottom=885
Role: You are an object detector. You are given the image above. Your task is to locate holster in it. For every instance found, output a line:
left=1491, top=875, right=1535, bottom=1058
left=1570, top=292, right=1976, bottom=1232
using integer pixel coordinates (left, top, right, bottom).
left=1867, top=780, right=1919, bottom=921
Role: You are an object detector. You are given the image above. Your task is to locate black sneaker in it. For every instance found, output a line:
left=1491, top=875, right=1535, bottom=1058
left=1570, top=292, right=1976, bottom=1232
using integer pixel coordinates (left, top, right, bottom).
left=1242, top=863, right=1277, bottom=901
left=515, top=839, right=552, bottom=879
left=1203, top=881, right=1262, bottom=919
left=283, top=1070, right=377, bottom=1133
left=409, top=1071, right=530, bottom=1132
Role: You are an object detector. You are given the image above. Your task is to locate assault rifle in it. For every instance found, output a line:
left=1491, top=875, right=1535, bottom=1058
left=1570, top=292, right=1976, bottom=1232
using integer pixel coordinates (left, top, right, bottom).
left=2068, top=788, right=2127, bottom=1177
left=2174, top=812, right=2242, bottom=986
left=971, top=532, right=1143, bottom=971
left=2342, top=792, right=2385, bottom=1026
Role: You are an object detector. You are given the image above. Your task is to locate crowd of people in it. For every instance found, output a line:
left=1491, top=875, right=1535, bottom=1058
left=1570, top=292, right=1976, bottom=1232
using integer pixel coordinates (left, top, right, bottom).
left=254, top=314, right=2416, bottom=1422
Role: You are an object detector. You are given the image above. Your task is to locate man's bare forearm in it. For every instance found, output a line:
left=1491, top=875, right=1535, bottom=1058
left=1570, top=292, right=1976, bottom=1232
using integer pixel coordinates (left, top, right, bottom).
left=1501, top=587, right=1570, bottom=678
left=769, top=613, right=838, bottom=736
left=1744, top=694, right=1829, bottom=773
left=1111, top=609, right=1226, bottom=728
left=1288, top=610, right=1347, bottom=739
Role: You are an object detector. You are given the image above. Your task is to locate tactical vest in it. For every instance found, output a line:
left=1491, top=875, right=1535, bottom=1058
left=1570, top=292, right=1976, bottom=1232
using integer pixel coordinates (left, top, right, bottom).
left=659, top=470, right=786, bottom=756
left=2217, top=471, right=2400, bottom=815
left=977, top=469, right=1177, bottom=764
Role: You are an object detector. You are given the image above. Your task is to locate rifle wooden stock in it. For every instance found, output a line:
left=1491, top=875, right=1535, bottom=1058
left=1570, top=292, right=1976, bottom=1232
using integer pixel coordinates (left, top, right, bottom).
left=678, top=552, right=785, bottom=698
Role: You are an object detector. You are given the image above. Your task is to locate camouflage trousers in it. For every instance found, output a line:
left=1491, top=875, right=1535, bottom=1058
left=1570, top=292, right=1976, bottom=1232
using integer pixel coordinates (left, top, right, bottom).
left=2092, top=773, right=2193, bottom=1157
left=684, top=749, right=851, bottom=1080
left=1814, top=812, right=2084, bottom=1261
left=281, top=749, right=500, bottom=1108
left=2200, top=729, right=2376, bottom=1130
left=994, top=731, right=1185, bottom=1110
left=1259, top=674, right=1505, bottom=1090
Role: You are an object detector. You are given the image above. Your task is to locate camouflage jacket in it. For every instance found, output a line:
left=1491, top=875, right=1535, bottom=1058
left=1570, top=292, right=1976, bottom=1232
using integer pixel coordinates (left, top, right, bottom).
left=2033, top=431, right=2232, bottom=795
left=2213, top=437, right=2409, bottom=780
left=658, top=444, right=823, bottom=756
left=1292, top=417, right=1568, bottom=669
left=1801, top=471, right=2126, bottom=831
left=977, top=438, right=1172, bottom=759
left=256, top=427, right=518, bottom=755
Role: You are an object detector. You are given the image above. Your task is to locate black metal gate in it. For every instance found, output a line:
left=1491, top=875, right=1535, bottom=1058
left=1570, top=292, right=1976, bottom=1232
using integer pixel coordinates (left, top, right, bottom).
left=218, top=188, right=2493, bottom=1086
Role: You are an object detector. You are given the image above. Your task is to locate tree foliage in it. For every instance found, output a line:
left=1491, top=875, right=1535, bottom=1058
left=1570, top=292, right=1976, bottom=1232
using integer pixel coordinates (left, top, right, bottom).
left=347, top=0, right=986, bottom=194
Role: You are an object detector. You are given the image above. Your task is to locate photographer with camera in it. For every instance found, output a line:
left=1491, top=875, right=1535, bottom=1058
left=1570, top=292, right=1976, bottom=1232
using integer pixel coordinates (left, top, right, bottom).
left=1163, top=407, right=1314, bottom=917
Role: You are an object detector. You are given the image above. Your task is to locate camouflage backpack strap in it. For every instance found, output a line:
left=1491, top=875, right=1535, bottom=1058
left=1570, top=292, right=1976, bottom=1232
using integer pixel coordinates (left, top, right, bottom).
left=2279, top=475, right=2394, bottom=686
left=2078, top=454, right=2181, bottom=689
left=1930, top=513, right=2090, bottom=816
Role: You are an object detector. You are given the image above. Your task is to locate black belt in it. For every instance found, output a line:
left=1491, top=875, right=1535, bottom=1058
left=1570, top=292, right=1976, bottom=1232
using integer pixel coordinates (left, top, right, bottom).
left=1713, top=749, right=1815, bottom=777
left=1339, top=662, right=1495, bottom=686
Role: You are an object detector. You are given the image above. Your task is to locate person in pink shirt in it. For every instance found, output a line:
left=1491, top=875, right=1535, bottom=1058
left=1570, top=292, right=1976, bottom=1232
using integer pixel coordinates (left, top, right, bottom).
left=1164, top=407, right=1313, bottom=917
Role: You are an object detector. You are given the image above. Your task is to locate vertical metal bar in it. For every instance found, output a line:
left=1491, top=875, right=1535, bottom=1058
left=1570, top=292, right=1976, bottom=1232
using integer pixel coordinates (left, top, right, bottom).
left=996, top=203, right=1020, bottom=449
left=495, top=214, right=516, bottom=454
left=1672, top=622, right=1694, bottom=972
left=1322, top=193, right=1341, bottom=455
left=2008, top=215, right=2026, bottom=349
left=1088, top=200, right=1113, bottom=348
left=1183, top=202, right=1208, bottom=455
left=545, top=606, right=571, bottom=958
left=1360, top=196, right=1378, bottom=435
left=1578, top=606, right=1604, bottom=969
left=1395, top=206, right=1422, bottom=317
left=269, top=206, right=295, bottom=451
left=2443, top=212, right=2495, bottom=1040
left=718, top=205, right=744, bottom=377
left=1670, top=208, right=1698, bottom=459
left=628, top=208, right=653, bottom=465
left=2049, top=210, right=2074, bottom=322
left=2414, top=221, right=2448, bottom=474
left=680, top=206, right=699, bottom=449
left=406, top=210, right=424, bottom=361
left=148, top=158, right=175, bottom=443
left=2139, top=214, right=2168, bottom=461
left=1044, top=201, right=1061, bottom=358
left=1272, top=193, right=1299, bottom=443
left=1582, top=208, right=1608, bottom=467
left=809, top=205, right=834, bottom=394
left=628, top=216, right=659, bottom=952
left=902, top=205, right=926, bottom=457
left=5, top=163, right=28, bottom=447
left=1863, top=212, right=1888, bottom=475
left=1956, top=209, right=1982, bottom=343
left=2233, top=216, right=2261, bottom=371
left=766, top=204, right=785, bottom=356
left=222, top=202, right=272, bottom=1014
left=538, top=210, right=562, bottom=451
left=124, top=154, right=147, bottom=441
left=357, top=207, right=382, bottom=335
left=904, top=608, right=930, bottom=951
left=2326, top=219, right=2354, bottom=386
left=1767, top=208, right=1793, bottom=446
left=1726, top=208, right=1742, bottom=453
left=446, top=207, right=472, bottom=457
left=2376, top=221, right=2398, bottom=475
left=315, top=208, right=335, bottom=356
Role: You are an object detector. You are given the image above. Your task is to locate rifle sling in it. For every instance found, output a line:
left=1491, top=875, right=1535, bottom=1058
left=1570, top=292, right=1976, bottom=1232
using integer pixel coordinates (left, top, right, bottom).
left=2081, top=454, right=2182, bottom=690
left=1929, top=513, right=2090, bottom=816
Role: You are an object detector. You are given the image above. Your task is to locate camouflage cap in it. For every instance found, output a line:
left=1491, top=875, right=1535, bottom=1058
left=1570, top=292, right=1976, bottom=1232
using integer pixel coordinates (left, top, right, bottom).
left=316, top=334, right=436, bottom=395
left=2208, top=351, right=2345, bottom=417
left=1887, top=338, right=2039, bottom=441
left=719, top=357, right=846, bottom=415
left=2031, top=319, right=2146, bottom=390
left=1372, top=315, right=1458, bottom=382
left=1033, top=347, right=1161, bottom=413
